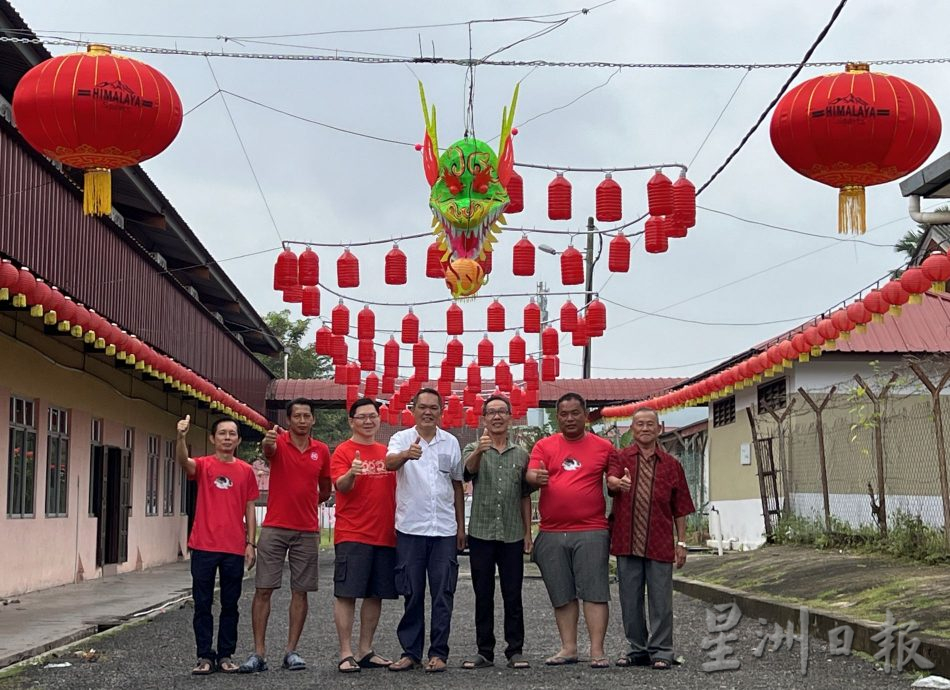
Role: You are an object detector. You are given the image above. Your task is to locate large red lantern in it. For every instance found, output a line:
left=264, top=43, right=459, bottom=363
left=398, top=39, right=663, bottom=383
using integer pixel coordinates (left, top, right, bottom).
left=512, top=235, right=535, bottom=276
left=337, top=249, right=360, bottom=288
left=477, top=335, right=494, bottom=367
left=447, top=337, right=464, bottom=367
left=541, top=326, right=559, bottom=356
left=900, top=267, right=931, bottom=304
left=401, top=308, right=419, bottom=344
left=770, top=63, right=941, bottom=234
left=384, top=336, right=400, bottom=371
left=12, top=44, right=183, bottom=216
left=331, top=300, right=350, bottom=335
left=446, top=303, right=464, bottom=335
left=357, top=306, right=375, bottom=340
left=560, top=246, right=584, bottom=285
left=645, top=216, right=668, bottom=254
left=274, top=249, right=298, bottom=290
left=922, top=252, right=950, bottom=292
left=586, top=298, right=607, bottom=336
left=315, top=325, right=332, bottom=355
left=608, top=232, right=631, bottom=272
left=595, top=173, right=622, bottom=222
left=358, top=339, right=376, bottom=372
left=548, top=172, right=572, bottom=220
left=509, top=331, right=526, bottom=364
left=301, top=286, right=320, bottom=317
left=647, top=170, right=673, bottom=217
left=298, top=248, right=319, bottom=286
left=487, top=299, right=506, bottom=332
left=672, top=172, right=697, bottom=232
left=523, top=299, right=541, bottom=333
left=385, top=244, right=408, bottom=285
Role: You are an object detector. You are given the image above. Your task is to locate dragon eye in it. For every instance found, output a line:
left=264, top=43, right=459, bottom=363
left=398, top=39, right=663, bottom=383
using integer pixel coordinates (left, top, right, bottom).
left=472, top=168, right=491, bottom=194
left=443, top=170, right=462, bottom=195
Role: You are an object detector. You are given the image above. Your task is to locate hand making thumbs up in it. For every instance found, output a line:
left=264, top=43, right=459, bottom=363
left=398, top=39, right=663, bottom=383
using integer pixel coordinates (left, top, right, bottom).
left=349, top=450, right=364, bottom=476
left=476, top=428, right=491, bottom=454
left=176, top=414, right=190, bottom=438
left=406, top=436, right=423, bottom=460
left=618, top=467, right=632, bottom=492
left=263, top=424, right=283, bottom=452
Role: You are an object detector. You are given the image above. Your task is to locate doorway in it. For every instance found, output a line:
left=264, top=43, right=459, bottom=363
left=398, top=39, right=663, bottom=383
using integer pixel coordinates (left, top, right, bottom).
left=92, top=446, right=131, bottom=567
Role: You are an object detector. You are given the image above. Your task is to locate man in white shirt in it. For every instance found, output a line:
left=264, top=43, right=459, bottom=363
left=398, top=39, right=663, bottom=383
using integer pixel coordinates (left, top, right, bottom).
left=385, top=388, right=465, bottom=673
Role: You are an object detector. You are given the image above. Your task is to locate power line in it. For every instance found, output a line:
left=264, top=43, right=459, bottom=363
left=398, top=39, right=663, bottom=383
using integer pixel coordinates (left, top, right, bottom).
left=698, top=206, right=895, bottom=247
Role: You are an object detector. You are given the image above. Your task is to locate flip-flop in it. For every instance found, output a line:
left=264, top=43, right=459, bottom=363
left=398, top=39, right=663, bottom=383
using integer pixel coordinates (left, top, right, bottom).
left=338, top=656, right=361, bottom=673
left=544, top=654, right=578, bottom=666
left=424, top=657, right=448, bottom=673
left=192, top=658, right=214, bottom=675
left=590, top=656, right=610, bottom=669
left=217, top=657, right=239, bottom=673
left=357, top=650, right=392, bottom=668
left=652, top=659, right=672, bottom=670
left=616, top=654, right=651, bottom=667
left=388, top=656, right=422, bottom=672
left=461, top=654, right=494, bottom=669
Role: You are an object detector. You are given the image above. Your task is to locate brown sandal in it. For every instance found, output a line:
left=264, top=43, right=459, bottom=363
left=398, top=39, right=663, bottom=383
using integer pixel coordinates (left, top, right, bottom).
left=424, top=657, right=447, bottom=673
left=192, top=658, right=214, bottom=675
left=388, top=656, right=422, bottom=672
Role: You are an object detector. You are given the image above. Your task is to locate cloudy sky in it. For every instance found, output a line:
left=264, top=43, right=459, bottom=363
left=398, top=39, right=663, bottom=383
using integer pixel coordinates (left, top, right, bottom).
left=13, top=1, right=950, bottom=398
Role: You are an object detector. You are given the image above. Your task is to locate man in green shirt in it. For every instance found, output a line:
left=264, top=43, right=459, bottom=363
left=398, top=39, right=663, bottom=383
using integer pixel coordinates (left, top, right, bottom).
left=460, top=395, right=533, bottom=670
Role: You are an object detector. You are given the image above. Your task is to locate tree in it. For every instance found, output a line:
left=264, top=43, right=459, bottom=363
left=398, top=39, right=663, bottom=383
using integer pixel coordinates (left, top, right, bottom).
left=892, top=206, right=947, bottom=277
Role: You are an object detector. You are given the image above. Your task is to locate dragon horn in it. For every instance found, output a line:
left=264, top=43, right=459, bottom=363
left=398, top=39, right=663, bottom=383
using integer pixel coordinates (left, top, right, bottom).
left=497, top=83, right=520, bottom=160
left=418, top=81, right=439, bottom=156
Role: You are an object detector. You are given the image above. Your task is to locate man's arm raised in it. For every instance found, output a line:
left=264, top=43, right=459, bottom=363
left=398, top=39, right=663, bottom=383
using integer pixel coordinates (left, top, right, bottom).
left=261, top=424, right=282, bottom=462
left=385, top=436, right=422, bottom=471
left=175, top=415, right=197, bottom=476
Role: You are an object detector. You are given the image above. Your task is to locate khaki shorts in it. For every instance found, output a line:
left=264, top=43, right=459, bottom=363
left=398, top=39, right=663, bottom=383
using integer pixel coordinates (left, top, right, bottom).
left=255, top=526, right=320, bottom=592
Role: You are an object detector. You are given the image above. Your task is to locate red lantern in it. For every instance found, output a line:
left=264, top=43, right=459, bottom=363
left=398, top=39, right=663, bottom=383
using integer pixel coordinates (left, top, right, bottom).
left=523, top=299, right=541, bottom=333
left=608, top=232, right=631, bottom=273
left=506, top=169, right=524, bottom=213
left=412, top=338, right=430, bottom=369
left=560, top=300, right=578, bottom=332
left=817, top=319, right=840, bottom=345
left=541, top=355, right=558, bottom=382
left=487, top=299, right=506, bottom=333
left=447, top=337, right=464, bottom=368
left=385, top=244, right=408, bottom=285
left=301, top=285, right=321, bottom=317
left=770, top=63, right=941, bottom=234
left=382, top=375, right=396, bottom=395
left=541, top=326, right=559, bottom=356
left=509, top=332, right=526, bottom=365
left=282, top=284, right=303, bottom=304
left=495, top=360, right=512, bottom=392
left=548, top=172, right=572, bottom=220
left=384, top=336, right=400, bottom=371
left=863, top=289, right=890, bottom=322
left=478, top=250, right=493, bottom=276
left=358, top=339, right=376, bottom=372
left=12, top=43, right=183, bottom=216
left=900, top=267, right=931, bottom=304
left=315, top=325, right=333, bottom=355
left=331, top=335, right=348, bottom=365
left=922, top=252, right=950, bottom=292
left=881, top=280, right=910, bottom=316
left=586, top=298, right=606, bottom=336
left=298, top=248, right=319, bottom=286
left=524, top=355, right=539, bottom=384
left=274, top=249, right=298, bottom=290
left=467, top=360, right=482, bottom=389
left=672, top=172, right=697, bottom=231
left=440, top=358, right=455, bottom=383
left=401, top=409, right=414, bottom=427
left=664, top=213, right=686, bottom=240
left=364, top=372, right=379, bottom=398
left=478, top=335, right=494, bottom=367
left=645, top=216, right=668, bottom=254
left=357, top=306, right=375, bottom=340
left=337, top=249, right=360, bottom=288
left=571, top=317, right=589, bottom=347
left=426, top=241, right=447, bottom=279
left=446, top=303, right=464, bottom=335
left=334, top=363, right=347, bottom=385
left=347, top=361, right=361, bottom=386
left=595, top=173, right=622, bottom=222
left=512, top=235, right=536, bottom=276
left=560, top=246, right=584, bottom=285
left=401, top=308, right=419, bottom=344
left=437, top=378, right=452, bottom=399
left=331, top=300, right=350, bottom=336
left=830, top=309, right=856, bottom=336
left=647, top=169, right=674, bottom=217
left=846, top=301, right=872, bottom=332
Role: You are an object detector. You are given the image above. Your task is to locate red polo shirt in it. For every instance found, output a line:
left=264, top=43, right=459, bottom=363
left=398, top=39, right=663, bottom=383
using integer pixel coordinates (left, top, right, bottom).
left=607, top=444, right=695, bottom=562
left=188, top=455, right=259, bottom=556
left=262, top=432, right=330, bottom=532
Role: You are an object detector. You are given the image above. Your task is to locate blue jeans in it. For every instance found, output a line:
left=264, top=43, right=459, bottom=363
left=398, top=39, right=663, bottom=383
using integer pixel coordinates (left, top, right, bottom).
left=191, top=549, right=245, bottom=661
left=394, top=531, right=459, bottom=662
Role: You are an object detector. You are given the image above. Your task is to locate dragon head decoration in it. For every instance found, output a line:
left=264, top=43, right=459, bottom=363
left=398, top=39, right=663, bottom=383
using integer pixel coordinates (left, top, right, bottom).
left=419, top=82, right=519, bottom=297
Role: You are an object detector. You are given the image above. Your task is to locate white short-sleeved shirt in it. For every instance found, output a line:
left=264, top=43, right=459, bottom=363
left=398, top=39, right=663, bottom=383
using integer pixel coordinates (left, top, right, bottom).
left=387, top=426, right=463, bottom=537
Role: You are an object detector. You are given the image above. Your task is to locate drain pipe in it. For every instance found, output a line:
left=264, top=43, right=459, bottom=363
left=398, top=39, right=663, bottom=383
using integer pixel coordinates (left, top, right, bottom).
left=909, top=195, right=950, bottom=225
left=708, top=505, right=724, bottom=556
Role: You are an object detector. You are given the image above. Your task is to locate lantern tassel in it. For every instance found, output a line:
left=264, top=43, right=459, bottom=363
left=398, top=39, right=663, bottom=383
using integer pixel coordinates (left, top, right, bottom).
left=838, top=185, right=866, bottom=235
left=83, top=168, right=112, bottom=216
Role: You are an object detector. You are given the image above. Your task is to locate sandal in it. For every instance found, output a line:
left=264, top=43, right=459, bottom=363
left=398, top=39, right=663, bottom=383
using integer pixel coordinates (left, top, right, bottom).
left=424, top=657, right=447, bottom=673
left=217, top=656, right=239, bottom=673
left=616, top=653, right=651, bottom=667
left=338, top=656, right=361, bottom=673
left=238, top=653, right=268, bottom=673
left=507, top=653, right=530, bottom=669
left=461, top=654, right=494, bottom=669
left=357, top=650, right=392, bottom=668
left=192, top=658, right=214, bottom=675
left=544, top=654, right=578, bottom=666
left=388, top=656, right=422, bottom=672
left=590, top=656, right=610, bottom=669
left=652, top=658, right=672, bottom=670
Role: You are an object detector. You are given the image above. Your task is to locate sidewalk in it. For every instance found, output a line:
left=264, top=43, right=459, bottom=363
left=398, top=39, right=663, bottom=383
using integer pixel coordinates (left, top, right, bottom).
left=0, top=561, right=194, bottom=668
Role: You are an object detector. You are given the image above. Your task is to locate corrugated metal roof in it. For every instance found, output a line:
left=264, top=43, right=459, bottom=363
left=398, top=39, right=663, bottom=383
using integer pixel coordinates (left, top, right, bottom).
left=833, top=291, right=950, bottom=354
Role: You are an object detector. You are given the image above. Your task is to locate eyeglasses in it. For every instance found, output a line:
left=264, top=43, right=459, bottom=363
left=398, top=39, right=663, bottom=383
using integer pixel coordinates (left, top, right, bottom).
left=352, top=414, right=379, bottom=422
left=484, top=409, right=510, bottom=417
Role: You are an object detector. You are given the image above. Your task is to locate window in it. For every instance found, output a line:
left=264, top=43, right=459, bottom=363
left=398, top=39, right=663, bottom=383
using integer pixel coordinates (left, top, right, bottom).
left=89, top=418, right=103, bottom=515
left=146, top=434, right=159, bottom=516
left=713, top=396, right=736, bottom=428
left=46, top=407, right=69, bottom=517
left=758, top=377, right=788, bottom=413
left=8, top=396, right=37, bottom=517
left=163, top=440, right=175, bottom=516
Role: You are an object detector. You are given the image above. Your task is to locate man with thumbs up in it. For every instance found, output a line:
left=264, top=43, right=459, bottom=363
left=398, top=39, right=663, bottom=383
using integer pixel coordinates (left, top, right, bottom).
left=330, top=398, right=396, bottom=673
left=606, top=407, right=695, bottom=671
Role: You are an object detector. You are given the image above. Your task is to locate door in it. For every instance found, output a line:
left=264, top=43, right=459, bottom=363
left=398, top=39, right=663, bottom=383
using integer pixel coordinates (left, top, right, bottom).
left=118, top=449, right=132, bottom=563
left=91, top=445, right=104, bottom=567
left=103, top=447, right=121, bottom=564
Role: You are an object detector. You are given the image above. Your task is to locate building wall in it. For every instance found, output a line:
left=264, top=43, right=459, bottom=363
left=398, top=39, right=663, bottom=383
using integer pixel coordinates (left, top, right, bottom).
left=0, top=320, right=216, bottom=597
left=706, top=383, right=758, bottom=502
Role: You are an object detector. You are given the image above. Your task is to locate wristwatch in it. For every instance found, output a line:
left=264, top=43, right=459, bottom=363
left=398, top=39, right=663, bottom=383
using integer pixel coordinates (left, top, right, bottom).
left=675, top=541, right=688, bottom=549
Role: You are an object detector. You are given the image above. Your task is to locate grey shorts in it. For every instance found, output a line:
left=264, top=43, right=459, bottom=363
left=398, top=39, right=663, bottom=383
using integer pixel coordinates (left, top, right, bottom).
left=333, top=542, right=397, bottom=600
left=531, top=529, right=610, bottom=608
left=255, top=526, right=320, bottom=592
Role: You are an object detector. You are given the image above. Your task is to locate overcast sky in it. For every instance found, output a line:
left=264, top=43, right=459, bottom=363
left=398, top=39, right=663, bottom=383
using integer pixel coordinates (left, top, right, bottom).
left=13, top=1, right=950, bottom=402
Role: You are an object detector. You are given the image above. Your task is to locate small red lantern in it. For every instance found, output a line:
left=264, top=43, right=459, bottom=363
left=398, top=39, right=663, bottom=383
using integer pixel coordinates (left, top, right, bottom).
left=922, top=252, right=950, bottom=292
left=881, top=280, right=910, bottom=316
left=495, top=360, right=512, bottom=391
left=541, top=326, right=559, bottom=356
left=512, top=235, right=535, bottom=276
left=817, top=318, right=840, bottom=346
left=440, top=358, right=455, bottom=383
left=664, top=213, right=686, bottom=240
left=358, top=339, right=376, bottom=372
left=900, top=267, right=931, bottom=304
left=560, top=246, right=584, bottom=285
left=274, top=249, right=298, bottom=290
left=541, top=355, right=558, bottom=382
left=331, top=335, right=348, bottom=365
left=382, top=376, right=396, bottom=395
left=282, top=284, right=303, bottom=304
left=672, top=172, right=697, bottom=231
left=357, top=306, right=375, bottom=340
left=645, top=216, right=668, bottom=254
left=846, top=301, right=872, bottom=332
left=478, top=250, right=493, bottom=276
left=384, top=336, right=400, bottom=371
left=331, top=300, right=350, bottom=335
left=401, top=308, right=419, bottom=344
left=524, top=355, right=539, bottom=383
left=523, top=299, right=541, bottom=333
left=608, top=232, right=631, bottom=273
left=426, top=241, right=447, bottom=278
left=364, top=372, right=379, bottom=398
left=412, top=338, right=430, bottom=370
left=571, top=317, right=589, bottom=347
left=509, top=331, right=526, bottom=364
left=401, top=409, right=414, bottom=427
left=334, top=363, right=347, bottom=385
left=863, top=289, right=890, bottom=322
left=830, top=309, right=856, bottom=337
left=647, top=169, right=674, bottom=217
left=478, top=334, right=494, bottom=367
left=560, top=300, right=578, bottom=332
left=595, top=173, right=622, bottom=222
left=548, top=172, right=572, bottom=220
left=487, top=299, right=506, bottom=332
left=385, top=244, right=408, bottom=285
left=586, top=298, right=607, bottom=336
left=298, top=248, right=319, bottom=286
left=315, top=325, right=333, bottom=355
left=337, top=249, right=360, bottom=288
left=467, top=360, right=482, bottom=389
left=301, top=285, right=320, bottom=317
left=446, top=303, right=464, bottom=335
left=347, top=361, right=361, bottom=386
left=447, top=337, right=464, bottom=367
left=506, top=169, right=524, bottom=213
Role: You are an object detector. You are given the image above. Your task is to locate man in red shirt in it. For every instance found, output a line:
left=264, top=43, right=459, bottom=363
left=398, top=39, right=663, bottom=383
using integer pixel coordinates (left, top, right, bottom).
left=175, top=415, right=258, bottom=676
left=526, top=392, right=616, bottom=669
left=606, top=407, right=695, bottom=671
left=330, top=398, right=397, bottom=674
left=239, top=398, right=332, bottom=674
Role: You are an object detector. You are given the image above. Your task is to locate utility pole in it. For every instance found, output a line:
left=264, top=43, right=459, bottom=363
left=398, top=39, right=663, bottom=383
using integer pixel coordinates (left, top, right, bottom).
left=582, top=216, right=595, bottom=379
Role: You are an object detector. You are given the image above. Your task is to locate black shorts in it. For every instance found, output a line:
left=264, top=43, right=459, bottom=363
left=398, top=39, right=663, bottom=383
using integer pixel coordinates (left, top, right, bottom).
left=333, top=542, right=397, bottom=600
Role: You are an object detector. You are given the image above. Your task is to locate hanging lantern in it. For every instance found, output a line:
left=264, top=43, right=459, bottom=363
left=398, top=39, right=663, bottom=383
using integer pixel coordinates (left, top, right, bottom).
left=382, top=375, right=396, bottom=395
left=337, top=248, right=360, bottom=288
left=298, top=248, right=319, bottom=286
left=672, top=171, right=697, bottom=231
left=548, top=172, right=572, bottom=220
left=644, top=216, right=668, bottom=254
left=331, top=300, right=350, bottom=335
left=595, top=172, right=622, bottom=222
left=560, top=246, right=584, bottom=285
left=664, top=213, right=687, bottom=240
left=846, top=301, right=872, bottom=333
left=487, top=298, right=506, bottom=332
left=412, top=338, right=430, bottom=369
left=401, top=308, right=419, bottom=344
left=817, top=319, right=840, bottom=347
left=401, top=409, right=414, bottom=427
left=356, top=306, right=375, bottom=340
left=364, top=372, right=379, bottom=398
left=440, top=357, right=456, bottom=383
left=571, top=316, right=589, bottom=347
left=881, top=280, right=910, bottom=316
left=830, top=309, right=856, bottom=338
left=447, top=336, right=464, bottom=367
left=863, top=289, right=890, bottom=323
left=446, top=303, right=464, bottom=335
left=282, top=284, right=303, bottom=304
left=770, top=63, right=941, bottom=234
left=478, top=250, right=493, bottom=276
left=384, top=336, right=400, bottom=371
left=415, top=364, right=429, bottom=382
left=506, top=169, right=524, bottom=213
left=274, top=249, right=298, bottom=290
left=346, top=385, right=359, bottom=410
left=494, top=360, right=511, bottom=389
left=444, top=258, right=486, bottom=298
left=346, top=361, right=361, bottom=386
left=426, top=241, right=447, bottom=279
left=315, top=325, right=333, bottom=355
left=899, top=267, right=931, bottom=304
left=385, top=243, right=408, bottom=285
left=523, top=298, right=542, bottom=333
left=331, top=335, right=348, bottom=365
left=465, top=406, right=480, bottom=429
left=0, top=261, right=19, bottom=302
left=922, top=252, right=950, bottom=292
left=301, top=285, right=321, bottom=317
left=478, top=334, right=494, bottom=367
left=334, top=363, right=348, bottom=385
left=560, top=300, right=578, bottom=332
left=509, top=331, right=526, bottom=364
left=512, top=234, right=536, bottom=276
left=608, top=232, right=631, bottom=273
left=467, top=360, right=482, bottom=389
left=541, top=354, right=558, bottom=382
left=541, top=326, right=559, bottom=356
left=12, top=44, right=183, bottom=216
left=586, top=298, right=607, bottom=336
left=647, top=169, right=674, bottom=217
left=524, top=356, right=539, bottom=384
left=358, top=339, right=376, bottom=371
left=437, top=377, right=452, bottom=399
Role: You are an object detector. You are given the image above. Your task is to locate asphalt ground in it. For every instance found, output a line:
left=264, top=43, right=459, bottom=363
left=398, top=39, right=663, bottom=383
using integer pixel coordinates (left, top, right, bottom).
left=1, top=553, right=919, bottom=690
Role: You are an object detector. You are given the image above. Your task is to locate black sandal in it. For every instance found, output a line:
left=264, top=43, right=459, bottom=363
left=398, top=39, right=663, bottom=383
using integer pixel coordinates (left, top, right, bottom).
left=338, top=656, right=361, bottom=673
left=192, top=658, right=214, bottom=675
left=358, top=650, right=392, bottom=668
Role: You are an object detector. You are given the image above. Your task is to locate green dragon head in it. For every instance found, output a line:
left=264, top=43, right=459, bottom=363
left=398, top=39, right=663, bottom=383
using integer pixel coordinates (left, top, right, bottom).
left=419, top=82, right=519, bottom=262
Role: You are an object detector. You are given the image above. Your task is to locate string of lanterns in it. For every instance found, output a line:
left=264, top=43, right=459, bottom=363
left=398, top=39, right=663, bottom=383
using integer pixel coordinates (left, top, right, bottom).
left=0, top=260, right=269, bottom=432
